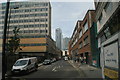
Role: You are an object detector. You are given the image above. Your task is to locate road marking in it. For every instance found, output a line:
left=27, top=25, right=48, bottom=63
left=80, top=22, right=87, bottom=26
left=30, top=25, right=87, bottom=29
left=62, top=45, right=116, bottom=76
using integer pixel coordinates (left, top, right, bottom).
left=52, top=67, right=57, bottom=72
left=52, top=67, right=56, bottom=71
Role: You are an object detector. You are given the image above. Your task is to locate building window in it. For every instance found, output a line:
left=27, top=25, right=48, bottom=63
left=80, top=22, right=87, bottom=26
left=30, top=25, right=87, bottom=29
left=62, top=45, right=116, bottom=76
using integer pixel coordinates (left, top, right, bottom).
left=104, top=2, right=112, bottom=14
left=84, top=36, right=88, bottom=46
left=79, top=42, right=82, bottom=48
left=100, top=34, right=106, bottom=43
left=79, top=30, right=82, bottom=38
left=83, top=21, right=88, bottom=33
left=104, top=27, right=111, bottom=39
left=98, top=13, right=103, bottom=24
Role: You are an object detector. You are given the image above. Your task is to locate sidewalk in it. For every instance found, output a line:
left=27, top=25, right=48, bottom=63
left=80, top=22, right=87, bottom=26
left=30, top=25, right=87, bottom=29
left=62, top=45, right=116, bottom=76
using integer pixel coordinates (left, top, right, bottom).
left=68, top=60, right=102, bottom=78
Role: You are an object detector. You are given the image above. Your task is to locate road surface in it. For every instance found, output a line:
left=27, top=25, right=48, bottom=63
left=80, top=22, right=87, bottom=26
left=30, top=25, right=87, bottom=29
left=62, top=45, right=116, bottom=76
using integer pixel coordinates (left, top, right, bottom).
left=11, top=60, right=85, bottom=79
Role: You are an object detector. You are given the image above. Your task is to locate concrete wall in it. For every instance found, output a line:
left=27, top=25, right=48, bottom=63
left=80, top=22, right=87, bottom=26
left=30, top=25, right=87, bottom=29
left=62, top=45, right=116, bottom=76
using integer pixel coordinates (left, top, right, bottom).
left=96, top=2, right=119, bottom=33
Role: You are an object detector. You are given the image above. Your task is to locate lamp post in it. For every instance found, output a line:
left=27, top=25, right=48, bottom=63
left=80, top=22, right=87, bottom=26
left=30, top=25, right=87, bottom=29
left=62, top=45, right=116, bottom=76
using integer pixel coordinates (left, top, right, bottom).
left=2, top=0, right=10, bottom=79
left=7, top=6, right=19, bottom=41
left=2, top=0, right=19, bottom=78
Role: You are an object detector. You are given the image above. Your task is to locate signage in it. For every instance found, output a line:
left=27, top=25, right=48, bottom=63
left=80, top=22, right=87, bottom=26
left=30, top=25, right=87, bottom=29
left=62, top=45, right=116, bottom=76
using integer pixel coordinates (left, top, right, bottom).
left=104, top=42, right=118, bottom=69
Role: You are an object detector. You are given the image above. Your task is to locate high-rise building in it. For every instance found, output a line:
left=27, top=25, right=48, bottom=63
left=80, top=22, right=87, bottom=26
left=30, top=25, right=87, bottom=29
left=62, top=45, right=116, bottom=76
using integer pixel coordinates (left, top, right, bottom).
left=62, top=37, right=70, bottom=50
left=55, top=28, right=62, bottom=50
left=0, top=1, right=61, bottom=60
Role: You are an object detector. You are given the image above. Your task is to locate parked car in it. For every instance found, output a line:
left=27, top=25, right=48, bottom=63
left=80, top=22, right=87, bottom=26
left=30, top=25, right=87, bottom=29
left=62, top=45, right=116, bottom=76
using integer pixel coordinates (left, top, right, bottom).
left=43, top=59, right=51, bottom=65
left=52, top=58, right=56, bottom=63
left=11, top=57, right=38, bottom=74
left=64, top=56, right=68, bottom=61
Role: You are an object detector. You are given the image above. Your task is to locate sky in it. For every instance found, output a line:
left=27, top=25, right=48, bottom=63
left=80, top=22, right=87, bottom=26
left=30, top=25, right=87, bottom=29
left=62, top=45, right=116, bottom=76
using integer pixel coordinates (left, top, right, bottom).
left=0, top=0, right=95, bottom=40
left=51, top=2, right=95, bottom=40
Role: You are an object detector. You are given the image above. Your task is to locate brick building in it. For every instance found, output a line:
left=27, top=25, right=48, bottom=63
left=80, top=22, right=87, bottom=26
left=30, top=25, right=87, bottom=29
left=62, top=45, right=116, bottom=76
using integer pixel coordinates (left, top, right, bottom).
left=69, top=10, right=99, bottom=66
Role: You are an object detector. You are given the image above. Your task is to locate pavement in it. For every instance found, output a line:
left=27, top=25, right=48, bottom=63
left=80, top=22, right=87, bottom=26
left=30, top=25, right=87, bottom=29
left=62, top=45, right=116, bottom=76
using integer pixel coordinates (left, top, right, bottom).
left=68, top=60, right=102, bottom=78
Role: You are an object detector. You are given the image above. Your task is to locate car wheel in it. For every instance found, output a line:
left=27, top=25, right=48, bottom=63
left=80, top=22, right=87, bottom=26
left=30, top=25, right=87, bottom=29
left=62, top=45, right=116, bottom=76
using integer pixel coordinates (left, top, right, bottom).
left=26, top=69, right=30, bottom=74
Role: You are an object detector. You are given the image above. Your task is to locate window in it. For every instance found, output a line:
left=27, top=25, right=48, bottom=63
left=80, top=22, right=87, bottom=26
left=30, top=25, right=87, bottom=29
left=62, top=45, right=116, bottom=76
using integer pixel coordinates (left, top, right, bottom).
left=98, top=13, right=103, bottom=24
left=79, top=42, right=82, bottom=48
left=100, top=34, right=106, bottom=43
left=35, top=30, right=39, bottom=33
left=79, top=30, right=82, bottom=38
left=83, top=21, right=88, bottom=33
left=104, top=2, right=112, bottom=14
left=84, top=36, right=88, bottom=46
left=104, top=27, right=111, bottom=39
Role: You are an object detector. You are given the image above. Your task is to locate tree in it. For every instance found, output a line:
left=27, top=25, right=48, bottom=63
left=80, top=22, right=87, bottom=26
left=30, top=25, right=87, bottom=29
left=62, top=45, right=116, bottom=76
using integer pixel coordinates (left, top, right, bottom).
left=7, top=27, right=20, bottom=54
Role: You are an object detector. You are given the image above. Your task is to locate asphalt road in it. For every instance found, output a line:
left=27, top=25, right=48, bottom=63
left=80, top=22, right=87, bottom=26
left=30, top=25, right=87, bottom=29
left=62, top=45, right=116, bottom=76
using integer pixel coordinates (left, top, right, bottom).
left=11, top=60, right=84, bottom=79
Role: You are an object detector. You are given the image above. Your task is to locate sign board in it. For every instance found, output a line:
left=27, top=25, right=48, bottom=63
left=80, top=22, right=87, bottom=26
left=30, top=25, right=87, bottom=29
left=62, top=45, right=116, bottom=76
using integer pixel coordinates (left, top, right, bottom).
left=104, top=41, right=118, bottom=69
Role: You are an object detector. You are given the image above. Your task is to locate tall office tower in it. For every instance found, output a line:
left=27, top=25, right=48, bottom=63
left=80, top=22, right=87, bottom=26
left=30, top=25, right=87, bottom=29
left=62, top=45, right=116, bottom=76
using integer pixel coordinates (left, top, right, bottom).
left=62, top=37, right=70, bottom=50
left=0, top=1, right=52, bottom=57
left=55, top=28, right=62, bottom=50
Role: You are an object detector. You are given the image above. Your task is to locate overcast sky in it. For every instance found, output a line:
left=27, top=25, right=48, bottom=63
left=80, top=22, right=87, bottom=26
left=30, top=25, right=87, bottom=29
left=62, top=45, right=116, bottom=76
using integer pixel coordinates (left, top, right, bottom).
left=51, top=2, right=95, bottom=40
left=0, top=0, right=95, bottom=40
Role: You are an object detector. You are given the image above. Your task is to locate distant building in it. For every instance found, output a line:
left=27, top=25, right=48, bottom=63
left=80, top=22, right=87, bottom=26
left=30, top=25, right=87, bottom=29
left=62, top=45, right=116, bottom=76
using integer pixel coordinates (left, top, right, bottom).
left=62, top=37, right=70, bottom=50
left=55, top=28, right=62, bottom=50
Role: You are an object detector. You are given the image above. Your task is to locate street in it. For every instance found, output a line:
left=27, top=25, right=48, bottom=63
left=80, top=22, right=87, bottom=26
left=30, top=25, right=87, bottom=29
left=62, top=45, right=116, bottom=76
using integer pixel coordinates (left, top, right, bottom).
left=0, top=1, right=119, bottom=80
left=11, top=60, right=85, bottom=79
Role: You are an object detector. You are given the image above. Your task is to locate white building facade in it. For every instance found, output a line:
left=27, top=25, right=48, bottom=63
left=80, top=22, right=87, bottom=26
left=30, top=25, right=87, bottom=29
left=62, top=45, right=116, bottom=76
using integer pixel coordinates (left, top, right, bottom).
left=95, top=1, right=120, bottom=79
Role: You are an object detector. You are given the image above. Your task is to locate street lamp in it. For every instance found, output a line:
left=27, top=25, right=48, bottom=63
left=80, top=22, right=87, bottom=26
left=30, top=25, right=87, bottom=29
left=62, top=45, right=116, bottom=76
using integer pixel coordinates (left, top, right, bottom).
left=7, top=6, right=19, bottom=37
left=2, top=0, right=19, bottom=78
left=2, top=0, right=10, bottom=79
left=6, top=6, right=19, bottom=46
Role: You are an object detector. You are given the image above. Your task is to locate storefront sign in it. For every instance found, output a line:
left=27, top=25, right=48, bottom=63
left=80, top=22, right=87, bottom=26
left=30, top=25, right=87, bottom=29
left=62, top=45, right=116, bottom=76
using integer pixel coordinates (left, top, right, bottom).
left=104, top=42, right=118, bottom=69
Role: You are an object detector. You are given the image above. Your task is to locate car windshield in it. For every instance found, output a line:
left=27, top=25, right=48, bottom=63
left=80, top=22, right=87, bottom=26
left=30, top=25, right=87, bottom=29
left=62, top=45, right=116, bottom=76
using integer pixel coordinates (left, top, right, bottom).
left=14, top=60, right=28, bottom=66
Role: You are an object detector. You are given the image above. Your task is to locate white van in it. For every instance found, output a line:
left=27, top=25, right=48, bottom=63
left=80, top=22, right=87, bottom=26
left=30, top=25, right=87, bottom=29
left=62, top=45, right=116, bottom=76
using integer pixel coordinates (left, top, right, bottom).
left=12, top=57, right=38, bottom=74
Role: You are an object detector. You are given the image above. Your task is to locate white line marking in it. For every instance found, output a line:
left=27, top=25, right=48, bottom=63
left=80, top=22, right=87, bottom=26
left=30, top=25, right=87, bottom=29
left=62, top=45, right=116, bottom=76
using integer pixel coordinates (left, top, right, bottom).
left=52, top=67, right=57, bottom=72
left=52, top=67, right=56, bottom=71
